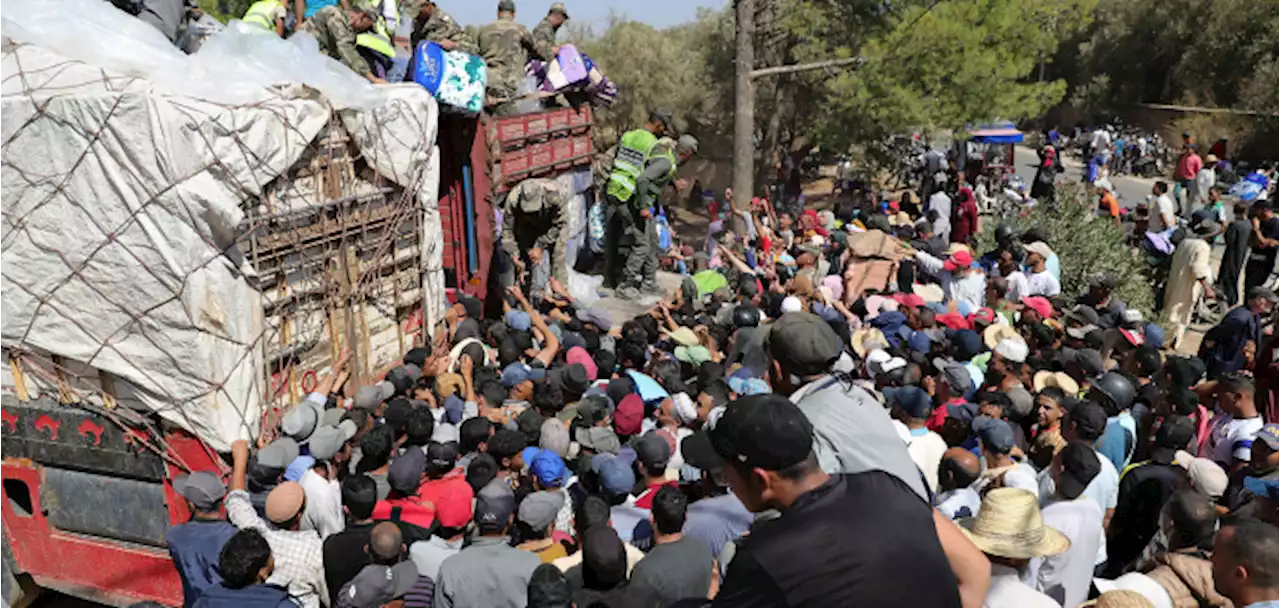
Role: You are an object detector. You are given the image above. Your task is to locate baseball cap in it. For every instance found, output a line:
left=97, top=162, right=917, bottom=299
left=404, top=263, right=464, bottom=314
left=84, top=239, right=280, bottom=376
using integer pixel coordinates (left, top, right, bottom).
left=994, top=338, right=1029, bottom=363
left=1074, top=348, right=1106, bottom=377
left=636, top=432, right=672, bottom=470
left=1258, top=423, right=1280, bottom=451
left=765, top=312, right=845, bottom=376
left=884, top=386, right=932, bottom=420
left=256, top=437, right=300, bottom=470
left=355, top=382, right=395, bottom=410
left=505, top=309, right=532, bottom=332
left=309, top=424, right=354, bottom=462
left=575, top=306, right=612, bottom=330
left=1023, top=241, right=1054, bottom=260
left=1246, top=286, right=1279, bottom=304
left=530, top=449, right=568, bottom=487
left=1154, top=415, right=1196, bottom=450
left=709, top=394, right=813, bottom=471
left=1065, top=305, right=1101, bottom=327
left=1068, top=401, right=1108, bottom=439
left=501, top=362, right=547, bottom=388
left=172, top=471, right=226, bottom=511
left=528, top=563, right=572, bottom=608
left=680, top=431, right=720, bottom=472
left=942, top=249, right=974, bottom=272
left=939, top=363, right=973, bottom=395
left=518, top=491, right=566, bottom=530
left=344, top=562, right=418, bottom=608
left=425, top=441, right=460, bottom=474
left=387, top=447, right=426, bottom=494
left=973, top=416, right=1015, bottom=453
left=264, top=481, right=306, bottom=524
left=591, top=454, right=635, bottom=497
left=565, top=347, right=598, bottom=382
left=649, top=108, right=674, bottom=131
left=613, top=394, right=644, bottom=436
left=475, top=481, right=516, bottom=530
left=281, top=401, right=320, bottom=442
left=1022, top=296, right=1054, bottom=319
left=576, top=426, right=621, bottom=454
left=455, top=294, right=482, bottom=319
left=1057, top=442, right=1101, bottom=500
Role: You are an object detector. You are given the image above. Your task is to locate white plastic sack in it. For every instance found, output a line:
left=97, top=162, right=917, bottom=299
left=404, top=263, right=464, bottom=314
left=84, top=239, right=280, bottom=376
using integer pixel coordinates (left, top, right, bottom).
left=567, top=269, right=602, bottom=306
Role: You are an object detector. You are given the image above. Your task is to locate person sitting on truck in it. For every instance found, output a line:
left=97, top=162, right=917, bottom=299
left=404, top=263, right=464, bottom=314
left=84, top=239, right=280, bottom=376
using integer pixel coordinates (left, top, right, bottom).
left=167, top=471, right=239, bottom=608
left=227, top=440, right=329, bottom=608
left=477, top=0, right=541, bottom=114
left=616, top=135, right=698, bottom=302
left=192, top=529, right=295, bottom=608
left=299, top=1, right=386, bottom=84
left=500, top=178, right=569, bottom=296
left=410, top=0, right=477, bottom=56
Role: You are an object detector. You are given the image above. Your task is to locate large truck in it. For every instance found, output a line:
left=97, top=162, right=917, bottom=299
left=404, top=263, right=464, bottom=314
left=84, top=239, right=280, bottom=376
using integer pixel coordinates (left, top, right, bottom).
left=0, top=43, right=594, bottom=608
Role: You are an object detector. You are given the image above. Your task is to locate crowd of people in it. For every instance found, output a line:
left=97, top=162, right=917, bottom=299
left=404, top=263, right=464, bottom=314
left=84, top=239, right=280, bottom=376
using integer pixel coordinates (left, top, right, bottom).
left=159, top=107, right=1280, bottom=608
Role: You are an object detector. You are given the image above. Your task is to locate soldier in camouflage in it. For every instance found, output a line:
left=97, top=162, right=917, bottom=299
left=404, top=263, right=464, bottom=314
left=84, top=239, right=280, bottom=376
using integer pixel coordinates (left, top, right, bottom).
left=499, top=178, right=569, bottom=294
left=407, top=0, right=477, bottom=55
left=300, top=2, right=385, bottom=82
left=529, top=2, right=568, bottom=61
left=477, top=0, right=541, bottom=114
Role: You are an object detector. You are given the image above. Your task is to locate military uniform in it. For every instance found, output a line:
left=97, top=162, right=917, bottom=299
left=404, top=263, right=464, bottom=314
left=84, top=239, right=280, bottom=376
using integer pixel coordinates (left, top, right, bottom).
left=500, top=178, right=569, bottom=294
left=530, top=16, right=558, bottom=61
left=300, top=5, right=371, bottom=76
left=476, top=17, right=539, bottom=112
left=410, top=6, right=477, bottom=54
left=617, top=138, right=679, bottom=297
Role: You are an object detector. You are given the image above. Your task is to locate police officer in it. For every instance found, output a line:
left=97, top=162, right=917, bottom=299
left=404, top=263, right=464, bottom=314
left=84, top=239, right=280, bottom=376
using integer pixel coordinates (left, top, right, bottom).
left=301, top=1, right=385, bottom=82
left=530, top=2, right=568, bottom=61
left=409, top=0, right=477, bottom=54
left=602, top=109, right=672, bottom=289
left=242, top=0, right=287, bottom=35
left=355, top=0, right=399, bottom=78
left=477, top=0, right=540, bottom=114
left=617, top=134, right=697, bottom=300
left=500, top=178, right=568, bottom=295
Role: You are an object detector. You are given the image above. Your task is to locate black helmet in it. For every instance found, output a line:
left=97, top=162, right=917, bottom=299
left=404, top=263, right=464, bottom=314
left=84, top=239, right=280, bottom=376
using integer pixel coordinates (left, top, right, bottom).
left=732, top=305, right=760, bottom=328
left=994, top=223, right=1015, bottom=245
left=1091, top=371, right=1135, bottom=413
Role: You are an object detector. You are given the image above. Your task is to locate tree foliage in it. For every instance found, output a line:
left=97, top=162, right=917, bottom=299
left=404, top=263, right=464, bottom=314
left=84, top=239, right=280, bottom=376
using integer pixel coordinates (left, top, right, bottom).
left=976, top=183, right=1156, bottom=319
left=784, top=0, right=1098, bottom=149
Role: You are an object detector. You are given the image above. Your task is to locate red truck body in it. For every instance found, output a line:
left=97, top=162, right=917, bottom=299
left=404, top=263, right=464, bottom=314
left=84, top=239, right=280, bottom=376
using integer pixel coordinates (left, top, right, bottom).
left=1, top=105, right=593, bottom=608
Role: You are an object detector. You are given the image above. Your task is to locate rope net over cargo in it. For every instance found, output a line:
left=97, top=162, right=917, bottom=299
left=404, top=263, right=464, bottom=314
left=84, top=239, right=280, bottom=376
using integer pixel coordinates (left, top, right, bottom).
left=1, top=28, right=446, bottom=456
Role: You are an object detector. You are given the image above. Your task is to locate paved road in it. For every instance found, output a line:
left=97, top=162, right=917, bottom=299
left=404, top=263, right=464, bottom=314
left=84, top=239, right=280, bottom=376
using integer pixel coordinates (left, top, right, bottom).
left=1011, top=145, right=1156, bottom=209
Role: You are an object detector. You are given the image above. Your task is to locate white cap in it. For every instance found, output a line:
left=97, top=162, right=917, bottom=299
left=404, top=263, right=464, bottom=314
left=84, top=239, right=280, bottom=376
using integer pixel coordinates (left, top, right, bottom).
left=781, top=296, right=803, bottom=313
left=994, top=338, right=1029, bottom=364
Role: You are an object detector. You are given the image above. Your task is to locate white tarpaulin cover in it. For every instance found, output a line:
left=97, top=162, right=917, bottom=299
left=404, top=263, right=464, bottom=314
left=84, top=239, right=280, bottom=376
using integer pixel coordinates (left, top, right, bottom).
left=1, top=0, right=443, bottom=451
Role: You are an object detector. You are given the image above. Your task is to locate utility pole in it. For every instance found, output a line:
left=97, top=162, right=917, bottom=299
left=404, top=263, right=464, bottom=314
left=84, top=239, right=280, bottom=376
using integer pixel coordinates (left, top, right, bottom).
left=731, top=0, right=756, bottom=234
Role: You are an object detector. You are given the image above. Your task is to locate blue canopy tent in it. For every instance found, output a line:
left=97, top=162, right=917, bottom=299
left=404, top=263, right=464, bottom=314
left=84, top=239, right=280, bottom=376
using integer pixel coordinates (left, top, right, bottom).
left=966, top=123, right=1025, bottom=173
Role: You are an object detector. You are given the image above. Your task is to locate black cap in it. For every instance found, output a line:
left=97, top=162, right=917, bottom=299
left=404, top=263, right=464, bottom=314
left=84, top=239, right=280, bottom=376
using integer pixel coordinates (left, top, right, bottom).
left=765, top=312, right=844, bottom=377
left=1067, top=401, right=1108, bottom=440
left=1246, top=286, right=1279, bottom=304
left=1154, top=415, right=1196, bottom=450
left=403, top=346, right=432, bottom=368
left=426, top=441, right=459, bottom=474
left=1057, top=442, right=1101, bottom=500
left=456, top=295, right=482, bottom=320
left=388, top=447, right=425, bottom=494
left=527, top=563, right=572, bottom=608
left=636, top=432, right=671, bottom=470
left=710, top=394, right=813, bottom=471
left=475, top=481, right=517, bottom=531
left=680, top=431, right=720, bottom=472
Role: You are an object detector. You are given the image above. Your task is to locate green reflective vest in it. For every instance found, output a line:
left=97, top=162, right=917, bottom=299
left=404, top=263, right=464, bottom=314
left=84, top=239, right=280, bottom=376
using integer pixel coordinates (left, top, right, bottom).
left=357, top=18, right=395, bottom=58
left=606, top=129, right=658, bottom=203
left=242, top=0, right=280, bottom=31
left=637, top=143, right=678, bottom=209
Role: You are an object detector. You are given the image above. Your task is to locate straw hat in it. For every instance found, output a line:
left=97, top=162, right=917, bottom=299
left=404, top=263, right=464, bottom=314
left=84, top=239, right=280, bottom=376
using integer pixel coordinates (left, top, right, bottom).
left=983, top=324, right=1022, bottom=350
left=1080, top=590, right=1156, bottom=608
left=1034, top=371, right=1080, bottom=396
left=850, top=327, right=888, bottom=358
left=912, top=283, right=945, bottom=304
left=959, top=488, right=1070, bottom=559
left=1090, top=573, right=1175, bottom=608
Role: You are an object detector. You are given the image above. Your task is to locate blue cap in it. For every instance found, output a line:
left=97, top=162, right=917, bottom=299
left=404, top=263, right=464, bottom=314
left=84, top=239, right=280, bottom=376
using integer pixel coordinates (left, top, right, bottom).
left=884, top=386, right=933, bottom=420
left=1144, top=322, right=1165, bottom=349
left=906, top=330, right=931, bottom=354
left=947, top=401, right=978, bottom=424
left=973, top=416, right=1015, bottom=453
left=443, top=395, right=465, bottom=424
left=501, top=362, right=546, bottom=388
left=505, top=310, right=532, bottom=332
left=530, top=449, right=568, bottom=488
left=1244, top=476, right=1279, bottom=500
left=284, top=455, right=316, bottom=481
left=591, top=454, right=635, bottom=496
left=728, top=375, right=771, bottom=396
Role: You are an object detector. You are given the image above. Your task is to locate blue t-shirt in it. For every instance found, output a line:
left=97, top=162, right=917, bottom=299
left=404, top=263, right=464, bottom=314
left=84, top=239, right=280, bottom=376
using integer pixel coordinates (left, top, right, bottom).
left=1097, top=418, right=1136, bottom=473
left=303, top=0, right=338, bottom=18
left=684, top=493, right=753, bottom=557
left=167, top=519, right=239, bottom=607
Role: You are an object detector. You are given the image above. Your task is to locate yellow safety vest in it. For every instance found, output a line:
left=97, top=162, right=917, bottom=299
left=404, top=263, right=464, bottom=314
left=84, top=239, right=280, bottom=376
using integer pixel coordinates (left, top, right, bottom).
left=242, top=0, right=280, bottom=32
left=356, top=18, right=394, bottom=58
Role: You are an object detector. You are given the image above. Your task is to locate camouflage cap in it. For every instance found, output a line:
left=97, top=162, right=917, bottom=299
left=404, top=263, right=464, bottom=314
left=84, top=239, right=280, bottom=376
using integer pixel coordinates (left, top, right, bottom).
left=649, top=108, right=673, bottom=131
left=350, top=0, right=378, bottom=17
left=498, top=0, right=516, bottom=11
left=549, top=2, right=568, bottom=17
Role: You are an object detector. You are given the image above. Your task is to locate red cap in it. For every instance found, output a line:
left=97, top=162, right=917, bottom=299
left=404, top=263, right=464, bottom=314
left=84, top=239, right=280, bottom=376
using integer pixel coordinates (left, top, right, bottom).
left=942, top=250, right=974, bottom=272
left=892, top=293, right=926, bottom=308
left=936, top=311, right=972, bottom=331
left=969, top=307, right=996, bottom=325
left=614, top=394, right=645, bottom=436
left=420, top=477, right=474, bottom=528
left=1022, top=296, right=1054, bottom=320
left=887, top=200, right=901, bottom=213
left=566, top=346, right=598, bottom=382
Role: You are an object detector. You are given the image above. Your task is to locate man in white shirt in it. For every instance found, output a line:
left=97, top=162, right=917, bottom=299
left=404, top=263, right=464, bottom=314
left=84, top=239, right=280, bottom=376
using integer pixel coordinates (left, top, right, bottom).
left=1091, top=127, right=1113, bottom=163
left=1202, top=374, right=1264, bottom=473
left=1147, top=181, right=1179, bottom=234
left=914, top=248, right=987, bottom=311
left=887, top=386, right=948, bottom=494
left=928, top=178, right=953, bottom=238
left=1022, top=242, right=1061, bottom=297
left=935, top=447, right=982, bottom=519
left=1035, top=444, right=1104, bottom=608
left=299, top=424, right=353, bottom=539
